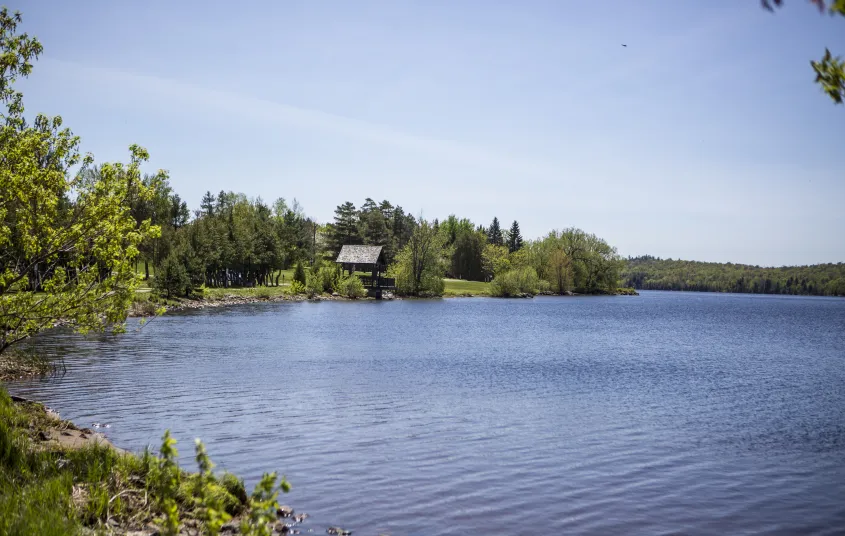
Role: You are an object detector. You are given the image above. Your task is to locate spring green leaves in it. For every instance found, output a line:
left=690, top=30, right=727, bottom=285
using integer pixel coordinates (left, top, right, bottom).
left=152, top=431, right=291, bottom=536
left=763, top=0, right=845, bottom=105
left=0, top=9, right=164, bottom=354
left=811, top=48, right=845, bottom=104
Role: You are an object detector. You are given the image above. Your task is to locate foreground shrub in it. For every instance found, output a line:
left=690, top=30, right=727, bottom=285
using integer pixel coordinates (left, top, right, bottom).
left=316, top=264, right=342, bottom=293
left=336, top=276, right=366, bottom=299
left=287, top=280, right=306, bottom=296
left=0, top=388, right=291, bottom=536
left=490, top=267, right=540, bottom=297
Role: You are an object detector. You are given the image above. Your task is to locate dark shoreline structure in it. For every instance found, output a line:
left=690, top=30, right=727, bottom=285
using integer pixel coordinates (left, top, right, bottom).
left=623, top=256, right=845, bottom=297
left=335, top=244, right=396, bottom=298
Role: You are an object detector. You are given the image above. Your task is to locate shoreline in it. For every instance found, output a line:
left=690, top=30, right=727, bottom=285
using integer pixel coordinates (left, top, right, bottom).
left=131, top=287, right=639, bottom=316
left=1, top=389, right=318, bottom=535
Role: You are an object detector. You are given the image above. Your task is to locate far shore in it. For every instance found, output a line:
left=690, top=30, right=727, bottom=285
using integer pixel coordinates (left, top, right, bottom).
left=130, top=283, right=638, bottom=317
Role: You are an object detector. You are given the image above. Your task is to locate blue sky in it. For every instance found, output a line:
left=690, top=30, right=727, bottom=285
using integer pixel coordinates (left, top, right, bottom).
left=13, top=0, right=845, bottom=266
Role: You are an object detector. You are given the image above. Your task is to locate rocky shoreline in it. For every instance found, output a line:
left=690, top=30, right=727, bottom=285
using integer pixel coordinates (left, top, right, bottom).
left=130, top=287, right=637, bottom=317
left=129, top=291, right=396, bottom=317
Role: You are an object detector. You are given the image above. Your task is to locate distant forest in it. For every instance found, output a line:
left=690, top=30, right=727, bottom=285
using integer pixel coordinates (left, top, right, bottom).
left=622, top=256, right=845, bottom=297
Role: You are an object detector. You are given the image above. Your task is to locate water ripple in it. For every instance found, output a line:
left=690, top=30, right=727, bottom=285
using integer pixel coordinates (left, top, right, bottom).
left=7, top=292, right=845, bottom=534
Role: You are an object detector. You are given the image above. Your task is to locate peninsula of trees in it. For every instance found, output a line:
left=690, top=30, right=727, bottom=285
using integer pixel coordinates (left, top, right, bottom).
left=134, top=186, right=625, bottom=299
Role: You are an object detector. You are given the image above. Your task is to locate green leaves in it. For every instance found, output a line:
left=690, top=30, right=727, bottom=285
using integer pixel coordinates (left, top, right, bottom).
left=811, top=48, right=845, bottom=104
left=0, top=10, right=163, bottom=354
left=762, top=0, right=845, bottom=105
left=194, top=438, right=232, bottom=536
left=389, top=219, right=446, bottom=297
left=239, top=472, right=291, bottom=536
left=155, top=430, right=181, bottom=536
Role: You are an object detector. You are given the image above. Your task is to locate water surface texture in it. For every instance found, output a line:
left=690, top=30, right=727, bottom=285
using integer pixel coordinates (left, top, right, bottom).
left=9, top=291, right=845, bottom=535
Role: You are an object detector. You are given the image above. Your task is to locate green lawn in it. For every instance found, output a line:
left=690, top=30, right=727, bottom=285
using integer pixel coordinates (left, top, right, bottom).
left=443, top=278, right=491, bottom=296
left=202, top=285, right=290, bottom=300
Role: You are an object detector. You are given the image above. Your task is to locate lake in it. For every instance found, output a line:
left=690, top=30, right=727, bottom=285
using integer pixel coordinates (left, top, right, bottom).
left=7, top=291, right=845, bottom=535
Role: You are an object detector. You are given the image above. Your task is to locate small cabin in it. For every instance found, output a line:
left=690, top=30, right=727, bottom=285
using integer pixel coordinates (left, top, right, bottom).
left=335, top=245, right=396, bottom=297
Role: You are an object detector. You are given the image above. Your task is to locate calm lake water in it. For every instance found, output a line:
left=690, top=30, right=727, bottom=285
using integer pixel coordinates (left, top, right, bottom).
left=8, top=291, right=845, bottom=535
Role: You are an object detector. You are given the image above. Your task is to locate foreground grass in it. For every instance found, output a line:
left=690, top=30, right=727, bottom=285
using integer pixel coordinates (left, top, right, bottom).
left=0, top=387, right=291, bottom=535
left=443, top=279, right=491, bottom=296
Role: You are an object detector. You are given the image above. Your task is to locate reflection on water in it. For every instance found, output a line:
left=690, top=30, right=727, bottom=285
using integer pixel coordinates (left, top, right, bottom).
left=9, top=291, right=845, bottom=535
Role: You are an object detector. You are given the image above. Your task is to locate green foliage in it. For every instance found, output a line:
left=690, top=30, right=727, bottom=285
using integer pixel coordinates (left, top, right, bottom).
left=154, top=253, right=191, bottom=299
left=527, top=228, right=623, bottom=294
left=440, top=216, right=487, bottom=281
left=0, top=9, right=162, bottom=354
left=328, top=201, right=361, bottom=255
left=0, top=389, right=288, bottom=535
left=193, top=439, right=231, bottom=535
left=811, top=48, right=845, bottom=104
left=336, top=275, right=366, bottom=298
left=764, top=0, right=845, bottom=105
left=316, top=263, right=342, bottom=293
left=287, top=280, right=306, bottom=296
left=506, top=220, right=524, bottom=253
left=293, top=262, right=307, bottom=286
left=154, top=431, right=181, bottom=535
left=389, top=219, right=446, bottom=297
left=482, top=244, right=510, bottom=281
left=487, top=217, right=504, bottom=246
left=623, top=256, right=845, bottom=296
left=490, top=266, right=540, bottom=297
left=537, top=278, right=552, bottom=294
left=239, top=472, right=291, bottom=536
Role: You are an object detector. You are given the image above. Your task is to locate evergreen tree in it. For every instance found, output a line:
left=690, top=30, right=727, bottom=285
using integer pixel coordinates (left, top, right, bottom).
left=359, top=198, right=388, bottom=246
left=154, top=252, right=191, bottom=298
left=293, top=262, right=307, bottom=285
left=170, top=194, right=190, bottom=229
left=507, top=220, right=523, bottom=253
left=329, top=202, right=360, bottom=253
left=200, top=191, right=215, bottom=216
left=487, top=217, right=503, bottom=246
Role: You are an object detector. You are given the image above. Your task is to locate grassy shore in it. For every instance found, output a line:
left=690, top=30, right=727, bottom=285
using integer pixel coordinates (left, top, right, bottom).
left=0, top=387, right=303, bottom=535
left=443, top=279, right=492, bottom=296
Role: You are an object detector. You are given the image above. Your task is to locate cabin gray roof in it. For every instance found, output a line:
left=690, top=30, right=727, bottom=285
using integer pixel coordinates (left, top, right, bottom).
left=335, top=245, right=383, bottom=264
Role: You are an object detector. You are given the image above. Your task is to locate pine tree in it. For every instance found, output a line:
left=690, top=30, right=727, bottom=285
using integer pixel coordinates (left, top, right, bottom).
left=359, top=198, right=388, bottom=246
left=293, top=262, right=307, bottom=285
left=200, top=191, right=216, bottom=217
left=330, top=201, right=360, bottom=254
left=507, top=220, right=523, bottom=253
left=487, top=217, right=503, bottom=246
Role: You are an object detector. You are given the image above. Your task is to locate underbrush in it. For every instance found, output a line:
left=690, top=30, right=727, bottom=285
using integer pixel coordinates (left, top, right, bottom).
left=0, top=388, right=290, bottom=535
left=490, top=267, right=540, bottom=297
left=616, top=287, right=639, bottom=295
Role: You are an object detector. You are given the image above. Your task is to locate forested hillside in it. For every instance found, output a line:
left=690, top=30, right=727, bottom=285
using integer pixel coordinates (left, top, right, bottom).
left=622, top=256, right=845, bottom=296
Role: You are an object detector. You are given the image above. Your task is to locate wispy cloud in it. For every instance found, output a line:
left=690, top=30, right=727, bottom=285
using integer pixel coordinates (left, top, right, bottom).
left=43, top=57, right=565, bottom=179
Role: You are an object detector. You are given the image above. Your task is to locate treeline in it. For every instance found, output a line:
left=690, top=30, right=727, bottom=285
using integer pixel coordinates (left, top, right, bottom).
left=622, top=256, right=845, bottom=297
left=129, top=175, right=625, bottom=297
